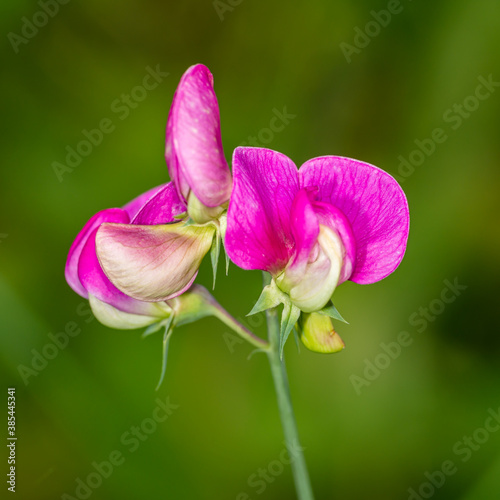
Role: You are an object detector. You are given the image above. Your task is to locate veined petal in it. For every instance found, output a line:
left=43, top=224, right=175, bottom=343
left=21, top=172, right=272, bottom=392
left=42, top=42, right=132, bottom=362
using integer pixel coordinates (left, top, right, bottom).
left=165, top=64, right=232, bottom=207
left=88, top=294, right=172, bottom=330
left=96, top=222, right=215, bottom=302
left=300, top=156, right=409, bottom=284
left=311, top=200, right=356, bottom=284
left=122, top=183, right=169, bottom=220
left=65, top=208, right=129, bottom=298
left=225, top=147, right=300, bottom=274
left=131, top=182, right=186, bottom=225
left=78, top=227, right=166, bottom=317
left=289, top=188, right=320, bottom=274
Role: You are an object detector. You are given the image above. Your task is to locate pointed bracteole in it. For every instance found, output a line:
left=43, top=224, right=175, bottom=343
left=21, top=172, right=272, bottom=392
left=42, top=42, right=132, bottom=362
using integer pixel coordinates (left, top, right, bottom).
left=155, top=318, right=175, bottom=391
left=210, top=231, right=221, bottom=289
left=142, top=315, right=174, bottom=338
left=318, top=301, right=349, bottom=324
left=247, top=278, right=287, bottom=317
left=279, top=303, right=301, bottom=360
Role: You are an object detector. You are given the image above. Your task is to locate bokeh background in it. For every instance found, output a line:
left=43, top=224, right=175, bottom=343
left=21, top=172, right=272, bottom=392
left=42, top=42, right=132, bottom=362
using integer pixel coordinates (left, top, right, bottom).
left=1, top=0, right=500, bottom=499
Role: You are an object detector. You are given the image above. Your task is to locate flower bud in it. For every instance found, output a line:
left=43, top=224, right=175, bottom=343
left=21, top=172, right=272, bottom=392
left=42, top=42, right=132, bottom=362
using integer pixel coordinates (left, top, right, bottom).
left=300, top=312, right=345, bottom=353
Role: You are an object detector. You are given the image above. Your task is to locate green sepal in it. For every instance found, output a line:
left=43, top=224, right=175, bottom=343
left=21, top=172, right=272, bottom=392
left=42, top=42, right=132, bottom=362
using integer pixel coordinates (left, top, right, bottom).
left=210, top=231, right=221, bottom=289
left=224, top=250, right=230, bottom=276
left=187, top=191, right=225, bottom=224
left=155, top=320, right=175, bottom=391
left=318, top=302, right=349, bottom=324
left=172, top=285, right=217, bottom=326
left=247, top=279, right=286, bottom=316
left=248, top=277, right=302, bottom=358
left=218, top=213, right=230, bottom=276
left=142, top=315, right=174, bottom=338
left=279, top=302, right=301, bottom=360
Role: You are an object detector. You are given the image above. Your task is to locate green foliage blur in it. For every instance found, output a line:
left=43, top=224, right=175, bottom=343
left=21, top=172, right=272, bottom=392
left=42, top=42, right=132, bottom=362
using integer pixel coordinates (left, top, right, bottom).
left=1, top=0, right=500, bottom=499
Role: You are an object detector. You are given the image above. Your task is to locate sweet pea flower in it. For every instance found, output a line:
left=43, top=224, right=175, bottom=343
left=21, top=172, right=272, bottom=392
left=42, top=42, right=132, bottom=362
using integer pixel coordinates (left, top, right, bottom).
left=67, top=181, right=269, bottom=389
left=225, top=147, right=409, bottom=353
left=65, top=182, right=212, bottom=328
left=94, top=64, right=232, bottom=302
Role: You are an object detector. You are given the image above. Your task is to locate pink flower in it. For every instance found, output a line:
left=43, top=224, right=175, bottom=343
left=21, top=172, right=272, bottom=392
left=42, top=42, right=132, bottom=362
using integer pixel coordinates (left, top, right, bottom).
left=225, top=147, right=409, bottom=352
left=65, top=184, right=187, bottom=328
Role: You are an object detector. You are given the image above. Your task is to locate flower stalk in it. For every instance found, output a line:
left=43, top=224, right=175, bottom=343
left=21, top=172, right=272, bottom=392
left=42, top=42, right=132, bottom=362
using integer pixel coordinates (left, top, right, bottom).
left=65, top=63, right=411, bottom=500
left=207, top=295, right=270, bottom=352
left=263, top=273, right=315, bottom=500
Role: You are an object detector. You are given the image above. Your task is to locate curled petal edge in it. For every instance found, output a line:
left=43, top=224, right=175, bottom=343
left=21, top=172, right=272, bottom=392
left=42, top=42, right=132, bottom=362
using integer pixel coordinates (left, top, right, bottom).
left=96, top=222, right=216, bottom=302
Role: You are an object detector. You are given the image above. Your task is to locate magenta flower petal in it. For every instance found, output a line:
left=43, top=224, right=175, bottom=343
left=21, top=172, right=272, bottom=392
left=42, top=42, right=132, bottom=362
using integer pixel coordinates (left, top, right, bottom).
left=96, top=222, right=215, bottom=302
left=65, top=208, right=129, bottom=298
left=131, top=182, right=186, bottom=225
left=288, top=188, right=320, bottom=275
left=300, top=156, right=409, bottom=284
left=122, top=183, right=168, bottom=220
left=78, top=227, right=163, bottom=317
left=165, top=64, right=232, bottom=207
left=225, top=147, right=300, bottom=274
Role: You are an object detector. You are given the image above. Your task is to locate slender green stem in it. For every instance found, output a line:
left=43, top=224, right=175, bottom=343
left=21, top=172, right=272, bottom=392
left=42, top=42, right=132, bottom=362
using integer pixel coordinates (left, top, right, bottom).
left=210, top=301, right=270, bottom=351
left=263, top=273, right=315, bottom=500
left=172, top=285, right=270, bottom=351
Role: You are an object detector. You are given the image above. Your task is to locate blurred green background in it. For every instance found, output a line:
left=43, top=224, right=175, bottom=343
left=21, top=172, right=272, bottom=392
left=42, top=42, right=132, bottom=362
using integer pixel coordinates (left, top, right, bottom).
left=1, top=0, right=500, bottom=499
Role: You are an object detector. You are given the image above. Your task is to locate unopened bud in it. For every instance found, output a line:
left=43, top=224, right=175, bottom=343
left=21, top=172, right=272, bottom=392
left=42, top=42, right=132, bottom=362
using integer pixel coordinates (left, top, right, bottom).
left=300, top=313, right=345, bottom=353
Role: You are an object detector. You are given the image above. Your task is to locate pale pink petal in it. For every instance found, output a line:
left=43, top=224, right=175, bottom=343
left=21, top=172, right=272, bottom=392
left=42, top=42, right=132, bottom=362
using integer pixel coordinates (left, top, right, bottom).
left=88, top=294, right=170, bottom=330
left=300, top=156, right=409, bottom=284
left=78, top=227, right=164, bottom=316
left=225, top=147, right=300, bottom=274
left=96, top=222, right=215, bottom=302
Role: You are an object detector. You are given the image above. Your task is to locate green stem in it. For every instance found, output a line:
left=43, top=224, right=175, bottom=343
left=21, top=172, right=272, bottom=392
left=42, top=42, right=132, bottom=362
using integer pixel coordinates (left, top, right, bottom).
left=172, top=285, right=270, bottom=352
left=263, top=273, right=315, bottom=500
left=210, top=300, right=270, bottom=352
